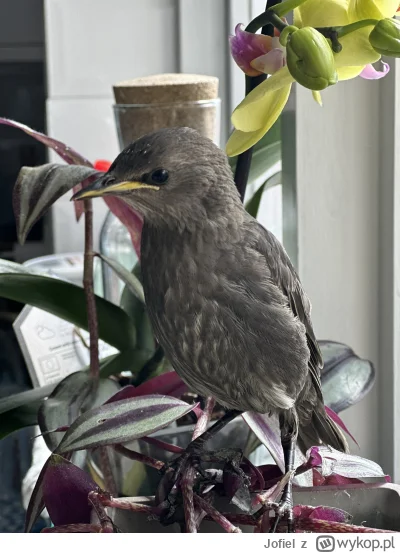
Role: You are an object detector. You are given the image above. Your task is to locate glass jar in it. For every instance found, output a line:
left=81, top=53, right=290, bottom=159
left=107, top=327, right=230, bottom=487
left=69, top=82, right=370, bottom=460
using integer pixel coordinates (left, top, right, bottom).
left=100, top=98, right=221, bottom=305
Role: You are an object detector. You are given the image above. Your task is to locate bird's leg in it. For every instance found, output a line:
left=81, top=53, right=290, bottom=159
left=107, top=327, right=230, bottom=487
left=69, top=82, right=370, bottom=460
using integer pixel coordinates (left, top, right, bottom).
left=160, top=410, right=242, bottom=491
left=270, top=414, right=297, bottom=533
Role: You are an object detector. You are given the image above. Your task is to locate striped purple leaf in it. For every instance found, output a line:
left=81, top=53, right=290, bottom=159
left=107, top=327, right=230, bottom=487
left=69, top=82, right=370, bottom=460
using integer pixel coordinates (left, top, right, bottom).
left=57, top=394, right=197, bottom=453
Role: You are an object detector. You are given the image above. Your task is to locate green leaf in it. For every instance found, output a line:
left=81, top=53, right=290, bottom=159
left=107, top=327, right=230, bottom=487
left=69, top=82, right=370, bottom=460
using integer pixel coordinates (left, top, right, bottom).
left=0, top=383, right=56, bottom=416
left=0, top=383, right=56, bottom=439
left=245, top=171, right=282, bottom=218
left=58, top=395, right=197, bottom=453
left=0, top=402, right=41, bottom=440
left=38, top=372, right=93, bottom=451
left=14, top=164, right=99, bottom=244
left=0, top=273, right=136, bottom=351
left=98, top=254, right=145, bottom=304
left=25, top=456, right=51, bottom=533
left=120, top=263, right=155, bottom=353
left=99, top=349, right=152, bottom=379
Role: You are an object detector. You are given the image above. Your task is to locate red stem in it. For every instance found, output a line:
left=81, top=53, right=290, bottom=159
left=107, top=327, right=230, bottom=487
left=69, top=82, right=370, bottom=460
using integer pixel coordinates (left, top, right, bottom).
left=140, top=436, right=185, bottom=454
left=114, top=443, right=164, bottom=470
left=194, top=494, right=242, bottom=533
left=83, top=199, right=99, bottom=379
left=182, top=397, right=216, bottom=533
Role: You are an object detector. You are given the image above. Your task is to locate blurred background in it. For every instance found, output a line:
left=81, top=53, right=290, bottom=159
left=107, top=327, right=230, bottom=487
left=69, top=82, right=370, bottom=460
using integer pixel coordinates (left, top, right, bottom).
left=0, top=0, right=398, bottom=529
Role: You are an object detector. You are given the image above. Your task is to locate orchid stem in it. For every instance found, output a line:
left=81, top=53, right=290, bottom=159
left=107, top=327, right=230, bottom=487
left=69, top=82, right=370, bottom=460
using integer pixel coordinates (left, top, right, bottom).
left=83, top=199, right=99, bottom=380
left=270, top=0, right=308, bottom=17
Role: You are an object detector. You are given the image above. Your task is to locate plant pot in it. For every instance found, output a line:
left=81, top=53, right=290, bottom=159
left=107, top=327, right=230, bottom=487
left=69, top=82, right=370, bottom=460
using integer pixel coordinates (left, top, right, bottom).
left=110, top=484, right=400, bottom=533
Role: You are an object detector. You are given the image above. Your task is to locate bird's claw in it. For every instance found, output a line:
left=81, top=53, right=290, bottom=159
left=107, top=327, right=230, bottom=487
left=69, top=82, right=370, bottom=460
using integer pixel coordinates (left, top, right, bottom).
left=269, top=499, right=294, bottom=533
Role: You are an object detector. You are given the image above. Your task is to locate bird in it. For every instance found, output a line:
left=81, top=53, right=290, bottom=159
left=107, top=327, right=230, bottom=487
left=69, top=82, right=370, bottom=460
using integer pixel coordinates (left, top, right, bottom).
left=73, top=126, right=348, bottom=529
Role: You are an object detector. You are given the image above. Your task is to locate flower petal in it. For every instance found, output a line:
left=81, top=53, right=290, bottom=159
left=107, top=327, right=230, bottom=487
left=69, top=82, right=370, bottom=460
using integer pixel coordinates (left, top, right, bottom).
left=337, top=65, right=365, bottom=80
left=312, top=90, right=323, bottom=106
left=250, top=49, right=285, bottom=74
left=230, top=24, right=274, bottom=76
left=231, top=66, right=294, bottom=132
left=348, top=0, right=399, bottom=20
left=294, top=0, right=350, bottom=28
left=359, top=61, right=390, bottom=79
left=334, top=27, right=381, bottom=68
left=227, top=85, right=291, bottom=156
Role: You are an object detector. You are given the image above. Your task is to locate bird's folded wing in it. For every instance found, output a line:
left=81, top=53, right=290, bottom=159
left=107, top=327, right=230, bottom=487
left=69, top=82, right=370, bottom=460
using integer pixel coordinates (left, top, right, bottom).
left=251, top=222, right=324, bottom=400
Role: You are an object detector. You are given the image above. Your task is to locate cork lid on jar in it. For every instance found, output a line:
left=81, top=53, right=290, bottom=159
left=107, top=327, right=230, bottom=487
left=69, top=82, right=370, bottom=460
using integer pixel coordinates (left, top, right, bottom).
left=113, top=73, right=219, bottom=105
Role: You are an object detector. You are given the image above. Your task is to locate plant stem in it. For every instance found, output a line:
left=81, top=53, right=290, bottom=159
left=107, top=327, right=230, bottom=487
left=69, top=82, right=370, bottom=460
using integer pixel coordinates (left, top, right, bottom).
left=194, top=494, right=242, bottom=533
left=234, top=0, right=282, bottom=202
left=140, top=436, right=185, bottom=454
left=114, top=443, right=164, bottom=470
left=99, top=447, right=118, bottom=496
left=271, top=0, right=308, bottom=18
left=182, top=397, right=216, bottom=533
left=83, top=199, right=99, bottom=379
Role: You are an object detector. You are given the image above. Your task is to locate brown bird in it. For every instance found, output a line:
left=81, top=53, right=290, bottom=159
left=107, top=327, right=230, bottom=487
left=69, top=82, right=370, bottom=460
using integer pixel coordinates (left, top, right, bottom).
left=74, top=127, right=348, bottom=530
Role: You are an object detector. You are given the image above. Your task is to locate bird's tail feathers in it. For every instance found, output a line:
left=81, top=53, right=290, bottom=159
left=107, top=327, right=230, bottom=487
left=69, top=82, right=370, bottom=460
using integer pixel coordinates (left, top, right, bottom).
left=297, top=405, right=349, bottom=455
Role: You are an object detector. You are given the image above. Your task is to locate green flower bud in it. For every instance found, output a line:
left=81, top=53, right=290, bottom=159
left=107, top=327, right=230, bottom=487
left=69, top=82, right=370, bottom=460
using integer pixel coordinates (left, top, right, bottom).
left=286, top=27, right=338, bottom=91
left=369, top=18, right=400, bottom=58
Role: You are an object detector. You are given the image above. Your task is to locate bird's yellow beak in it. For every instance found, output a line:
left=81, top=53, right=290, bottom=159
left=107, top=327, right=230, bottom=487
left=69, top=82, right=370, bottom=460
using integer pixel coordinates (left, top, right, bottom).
left=72, top=178, right=159, bottom=200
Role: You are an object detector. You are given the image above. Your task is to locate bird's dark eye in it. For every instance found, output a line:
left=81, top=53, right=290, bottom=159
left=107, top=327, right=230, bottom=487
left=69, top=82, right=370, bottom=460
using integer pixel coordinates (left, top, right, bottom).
left=149, top=168, right=169, bottom=185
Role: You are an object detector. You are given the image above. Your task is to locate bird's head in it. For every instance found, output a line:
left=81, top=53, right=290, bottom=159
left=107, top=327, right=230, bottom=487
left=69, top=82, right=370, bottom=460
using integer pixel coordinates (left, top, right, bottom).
left=72, top=127, right=239, bottom=227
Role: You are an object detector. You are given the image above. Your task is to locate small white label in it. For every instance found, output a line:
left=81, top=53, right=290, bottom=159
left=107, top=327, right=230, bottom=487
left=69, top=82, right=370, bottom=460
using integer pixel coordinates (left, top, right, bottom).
left=13, top=306, right=118, bottom=388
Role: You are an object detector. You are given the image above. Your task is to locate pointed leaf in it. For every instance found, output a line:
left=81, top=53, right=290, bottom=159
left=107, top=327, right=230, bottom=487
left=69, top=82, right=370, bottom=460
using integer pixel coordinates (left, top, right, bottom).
left=0, top=402, right=41, bottom=440
left=38, top=372, right=93, bottom=451
left=325, top=406, right=358, bottom=446
left=43, top=454, right=99, bottom=526
left=58, top=395, right=198, bottom=453
left=0, top=117, right=93, bottom=221
left=242, top=412, right=284, bottom=471
left=320, top=340, right=354, bottom=374
left=0, top=118, right=92, bottom=166
left=245, top=171, right=282, bottom=218
left=0, top=383, right=56, bottom=416
left=0, top=273, right=136, bottom=351
left=14, top=163, right=99, bottom=244
left=25, top=456, right=51, bottom=533
left=133, top=371, right=187, bottom=398
left=301, top=446, right=388, bottom=483
left=98, top=253, right=144, bottom=303
left=322, top=357, right=375, bottom=413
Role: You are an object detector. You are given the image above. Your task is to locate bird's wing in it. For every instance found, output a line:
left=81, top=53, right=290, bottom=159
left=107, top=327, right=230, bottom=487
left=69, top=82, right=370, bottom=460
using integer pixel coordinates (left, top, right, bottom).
left=250, top=221, right=324, bottom=400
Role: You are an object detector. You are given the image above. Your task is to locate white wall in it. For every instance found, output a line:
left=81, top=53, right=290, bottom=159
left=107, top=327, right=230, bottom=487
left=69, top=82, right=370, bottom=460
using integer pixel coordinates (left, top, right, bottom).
left=44, top=0, right=179, bottom=252
left=293, top=79, right=382, bottom=464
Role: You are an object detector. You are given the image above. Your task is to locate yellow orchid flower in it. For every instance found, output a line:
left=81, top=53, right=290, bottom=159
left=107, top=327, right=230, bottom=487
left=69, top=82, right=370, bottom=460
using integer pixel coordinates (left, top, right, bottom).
left=227, top=0, right=398, bottom=156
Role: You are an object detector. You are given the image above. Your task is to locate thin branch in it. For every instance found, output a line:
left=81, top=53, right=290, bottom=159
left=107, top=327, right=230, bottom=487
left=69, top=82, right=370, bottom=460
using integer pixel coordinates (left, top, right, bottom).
left=88, top=491, right=115, bottom=533
left=99, top=447, right=118, bottom=496
left=194, top=494, right=242, bottom=533
left=140, top=436, right=185, bottom=454
left=99, top=495, right=155, bottom=515
left=114, top=443, right=164, bottom=471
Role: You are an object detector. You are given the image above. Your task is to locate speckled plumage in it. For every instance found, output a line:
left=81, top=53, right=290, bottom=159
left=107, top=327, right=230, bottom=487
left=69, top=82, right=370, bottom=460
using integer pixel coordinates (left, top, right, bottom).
left=86, top=127, right=347, bottom=454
